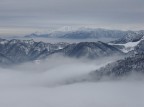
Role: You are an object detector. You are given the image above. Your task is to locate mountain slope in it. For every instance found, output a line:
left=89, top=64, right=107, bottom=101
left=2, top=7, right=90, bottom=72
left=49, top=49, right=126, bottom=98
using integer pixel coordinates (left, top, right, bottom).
left=0, top=38, right=69, bottom=64
left=133, top=39, right=144, bottom=54
left=46, top=41, right=124, bottom=59
left=0, top=53, right=14, bottom=65
left=90, top=54, right=144, bottom=80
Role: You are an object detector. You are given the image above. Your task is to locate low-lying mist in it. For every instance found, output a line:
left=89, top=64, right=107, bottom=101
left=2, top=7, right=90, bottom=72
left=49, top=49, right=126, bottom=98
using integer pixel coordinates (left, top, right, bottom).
left=0, top=56, right=144, bottom=107
left=4, top=56, right=116, bottom=87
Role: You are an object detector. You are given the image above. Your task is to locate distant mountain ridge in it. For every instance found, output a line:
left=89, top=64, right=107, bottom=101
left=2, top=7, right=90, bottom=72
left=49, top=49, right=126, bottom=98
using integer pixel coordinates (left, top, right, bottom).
left=25, top=28, right=139, bottom=39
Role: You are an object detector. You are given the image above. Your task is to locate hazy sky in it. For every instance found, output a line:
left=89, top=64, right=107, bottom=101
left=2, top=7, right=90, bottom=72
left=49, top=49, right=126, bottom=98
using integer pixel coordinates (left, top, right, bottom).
left=0, top=0, right=144, bottom=35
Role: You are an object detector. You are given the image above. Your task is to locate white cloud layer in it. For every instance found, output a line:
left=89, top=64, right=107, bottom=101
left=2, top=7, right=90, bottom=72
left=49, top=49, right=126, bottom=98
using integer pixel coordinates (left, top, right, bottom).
left=0, top=56, right=144, bottom=107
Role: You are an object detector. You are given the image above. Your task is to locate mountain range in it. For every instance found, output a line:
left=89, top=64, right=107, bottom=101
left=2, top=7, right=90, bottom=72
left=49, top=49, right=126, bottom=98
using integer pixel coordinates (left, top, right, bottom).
left=0, top=38, right=124, bottom=65
left=0, top=38, right=69, bottom=65
left=0, top=28, right=144, bottom=80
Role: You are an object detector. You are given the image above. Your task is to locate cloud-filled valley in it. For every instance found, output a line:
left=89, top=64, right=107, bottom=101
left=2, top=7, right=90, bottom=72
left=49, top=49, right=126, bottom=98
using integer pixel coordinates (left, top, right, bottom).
left=3, top=56, right=114, bottom=87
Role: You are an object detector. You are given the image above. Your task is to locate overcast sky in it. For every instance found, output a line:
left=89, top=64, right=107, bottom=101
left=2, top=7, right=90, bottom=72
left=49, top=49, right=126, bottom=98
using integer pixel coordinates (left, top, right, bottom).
left=0, top=0, right=144, bottom=35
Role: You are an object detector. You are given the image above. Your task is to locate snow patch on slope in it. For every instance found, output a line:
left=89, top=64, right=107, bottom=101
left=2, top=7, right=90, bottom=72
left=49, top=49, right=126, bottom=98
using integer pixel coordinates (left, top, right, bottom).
left=109, top=38, right=143, bottom=53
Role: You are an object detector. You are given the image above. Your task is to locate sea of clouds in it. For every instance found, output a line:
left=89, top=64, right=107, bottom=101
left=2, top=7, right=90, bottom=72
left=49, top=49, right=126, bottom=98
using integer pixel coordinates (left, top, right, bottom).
left=0, top=56, right=144, bottom=107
